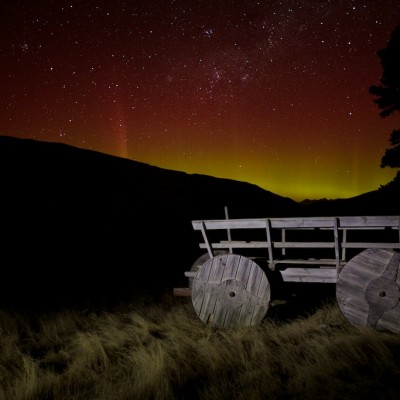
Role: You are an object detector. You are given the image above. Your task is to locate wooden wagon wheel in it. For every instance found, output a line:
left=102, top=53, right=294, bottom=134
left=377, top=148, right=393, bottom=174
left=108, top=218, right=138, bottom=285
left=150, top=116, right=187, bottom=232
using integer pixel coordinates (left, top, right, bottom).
left=188, top=251, right=228, bottom=288
left=191, top=254, right=270, bottom=327
left=336, top=248, right=400, bottom=333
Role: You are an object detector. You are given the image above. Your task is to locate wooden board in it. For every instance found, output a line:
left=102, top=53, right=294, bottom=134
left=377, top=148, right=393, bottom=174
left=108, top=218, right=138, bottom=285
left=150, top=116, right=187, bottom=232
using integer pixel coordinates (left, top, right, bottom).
left=192, top=216, right=400, bottom=231
left=188, top=251, right=227, bottom=288
left=173, top=287, right=192, bottom=297
left=336, top=249, right=400, bottom=333
left=280, top=267, right=337, bottom=283
left=191, top=254, right=270, bottom=327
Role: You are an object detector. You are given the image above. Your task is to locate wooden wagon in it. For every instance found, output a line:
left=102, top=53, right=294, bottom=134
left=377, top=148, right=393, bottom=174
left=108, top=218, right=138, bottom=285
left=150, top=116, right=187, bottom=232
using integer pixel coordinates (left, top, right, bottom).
left=174, top=210, right=400, bottom=332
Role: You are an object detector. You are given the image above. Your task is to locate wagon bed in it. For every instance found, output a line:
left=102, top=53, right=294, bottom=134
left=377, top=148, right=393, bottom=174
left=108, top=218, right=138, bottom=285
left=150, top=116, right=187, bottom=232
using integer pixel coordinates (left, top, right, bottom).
left=191, top=215, right=400, bottom=282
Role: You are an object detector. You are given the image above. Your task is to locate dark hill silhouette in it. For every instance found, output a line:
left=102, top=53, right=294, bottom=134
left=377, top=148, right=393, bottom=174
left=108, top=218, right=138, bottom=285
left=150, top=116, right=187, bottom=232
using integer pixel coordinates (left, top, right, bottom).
left=0, top=136, right=299, bottom=307
left=1, top=136, right=398, bottom=308
left=299, top=174, right=400, bottom=216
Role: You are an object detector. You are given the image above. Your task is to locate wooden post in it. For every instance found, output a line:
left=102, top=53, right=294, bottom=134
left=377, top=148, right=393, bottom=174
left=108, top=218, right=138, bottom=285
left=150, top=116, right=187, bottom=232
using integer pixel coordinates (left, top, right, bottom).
left=342, top=228, right=347, bottom=262
left=281, top=228, right=286, bottom=256
left=265, top=219, right=274, bottom=270
left=224, top=206, right=233, bottom=254
left=200, top=221, right=214, bottom=258
left=334, top=217, right=340, bottom=270
left=398, top=216, right=400, bottom=244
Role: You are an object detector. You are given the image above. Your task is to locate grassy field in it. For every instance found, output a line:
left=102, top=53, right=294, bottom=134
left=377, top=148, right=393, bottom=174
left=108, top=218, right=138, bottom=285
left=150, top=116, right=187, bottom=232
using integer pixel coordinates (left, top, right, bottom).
left=1, top=291, right=400, bottom=400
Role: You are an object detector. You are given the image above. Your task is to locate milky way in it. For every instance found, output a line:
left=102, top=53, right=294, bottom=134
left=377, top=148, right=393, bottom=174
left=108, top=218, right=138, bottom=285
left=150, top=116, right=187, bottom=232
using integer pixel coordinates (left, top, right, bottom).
left=1, top=1, right=400, bottom=200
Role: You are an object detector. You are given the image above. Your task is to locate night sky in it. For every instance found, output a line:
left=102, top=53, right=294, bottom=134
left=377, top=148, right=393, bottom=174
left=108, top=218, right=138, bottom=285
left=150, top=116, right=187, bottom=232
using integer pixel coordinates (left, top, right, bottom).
left=1, top=1, right=400, bottom=201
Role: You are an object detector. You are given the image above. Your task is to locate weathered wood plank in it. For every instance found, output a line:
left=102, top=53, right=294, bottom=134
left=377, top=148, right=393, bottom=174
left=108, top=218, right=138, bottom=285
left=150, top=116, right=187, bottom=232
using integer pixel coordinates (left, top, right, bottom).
left=188, top=250, right=228, bottom=288
left=336, top=248, right=400, bottom=333
left=192, top=216, right=400, bottom=231
left=338, top=216, right=400, bottom=228
left=199, top=292, right=217, bottom=323
left=199, top=242, right=400, bottom=252
left=208, top=256, right=226, bottom=284
left=280, top=268, right=337, bottom=283
left=257, top=272, right=271, bottom=299
left=265, top=219, right=274, bottom=266
left=236, top=256, right=252, bottom=284
left=273, top=259, right=342, bottom=265
left=199, top=220, right=214, bottom=258
left=245, top=261, right=261, bottom=294
left=199, top=241, right=336, bottom=249
left=193, top=217, right=336, bottom=230
left=191, top=254, right=270, bottom=327
left=342, top=242, right=400, bottom=249
left=199, top=242, right=266, bottom=249
left=221, top=254, right=240, bottom=280
left=173, top=287, right=192, bottom=296
left=273, top=242, right=336, bottom=248
left=271, top=217, right=337, bottom=228
left=334, top=218, right=340, bottom=268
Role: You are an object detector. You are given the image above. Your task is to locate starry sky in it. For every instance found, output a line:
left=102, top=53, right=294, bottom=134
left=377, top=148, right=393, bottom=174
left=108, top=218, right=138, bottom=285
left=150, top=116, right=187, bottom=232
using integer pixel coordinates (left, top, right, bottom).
left=1, top=1, right=400, bottom=201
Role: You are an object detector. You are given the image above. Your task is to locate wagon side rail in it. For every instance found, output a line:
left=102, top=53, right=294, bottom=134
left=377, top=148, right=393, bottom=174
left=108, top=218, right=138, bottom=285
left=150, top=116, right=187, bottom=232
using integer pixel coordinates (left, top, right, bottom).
left=191, top=216, right=400, bottom=282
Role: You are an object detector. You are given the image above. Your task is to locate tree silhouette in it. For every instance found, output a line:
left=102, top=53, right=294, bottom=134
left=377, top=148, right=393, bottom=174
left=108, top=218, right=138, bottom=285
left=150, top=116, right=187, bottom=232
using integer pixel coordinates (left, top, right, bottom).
left=369, top=25, right=400, bottom=170
left=381, top=129, right=400, bottom=168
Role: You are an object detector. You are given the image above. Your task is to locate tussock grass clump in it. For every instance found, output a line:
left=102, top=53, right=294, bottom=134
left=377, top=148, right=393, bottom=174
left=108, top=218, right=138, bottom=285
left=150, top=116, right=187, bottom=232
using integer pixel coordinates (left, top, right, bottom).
left=1, top=296, right=400, bottom=399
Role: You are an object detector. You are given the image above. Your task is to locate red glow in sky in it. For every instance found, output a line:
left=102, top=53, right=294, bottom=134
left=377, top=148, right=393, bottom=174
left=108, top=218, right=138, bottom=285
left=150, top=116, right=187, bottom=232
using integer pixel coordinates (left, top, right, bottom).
left=1, top=1, right=399, bottom=201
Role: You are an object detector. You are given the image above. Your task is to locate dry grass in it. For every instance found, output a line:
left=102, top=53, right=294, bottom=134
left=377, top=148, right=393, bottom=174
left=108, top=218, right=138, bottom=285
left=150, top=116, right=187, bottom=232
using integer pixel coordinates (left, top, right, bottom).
left=1, top=294, right=400, bottom=400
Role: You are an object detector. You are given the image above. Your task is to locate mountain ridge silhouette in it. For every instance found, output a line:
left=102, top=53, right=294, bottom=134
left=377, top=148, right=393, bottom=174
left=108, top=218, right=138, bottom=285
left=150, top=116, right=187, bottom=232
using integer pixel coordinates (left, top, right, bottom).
left=0, top=135, right=398, bottom=308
